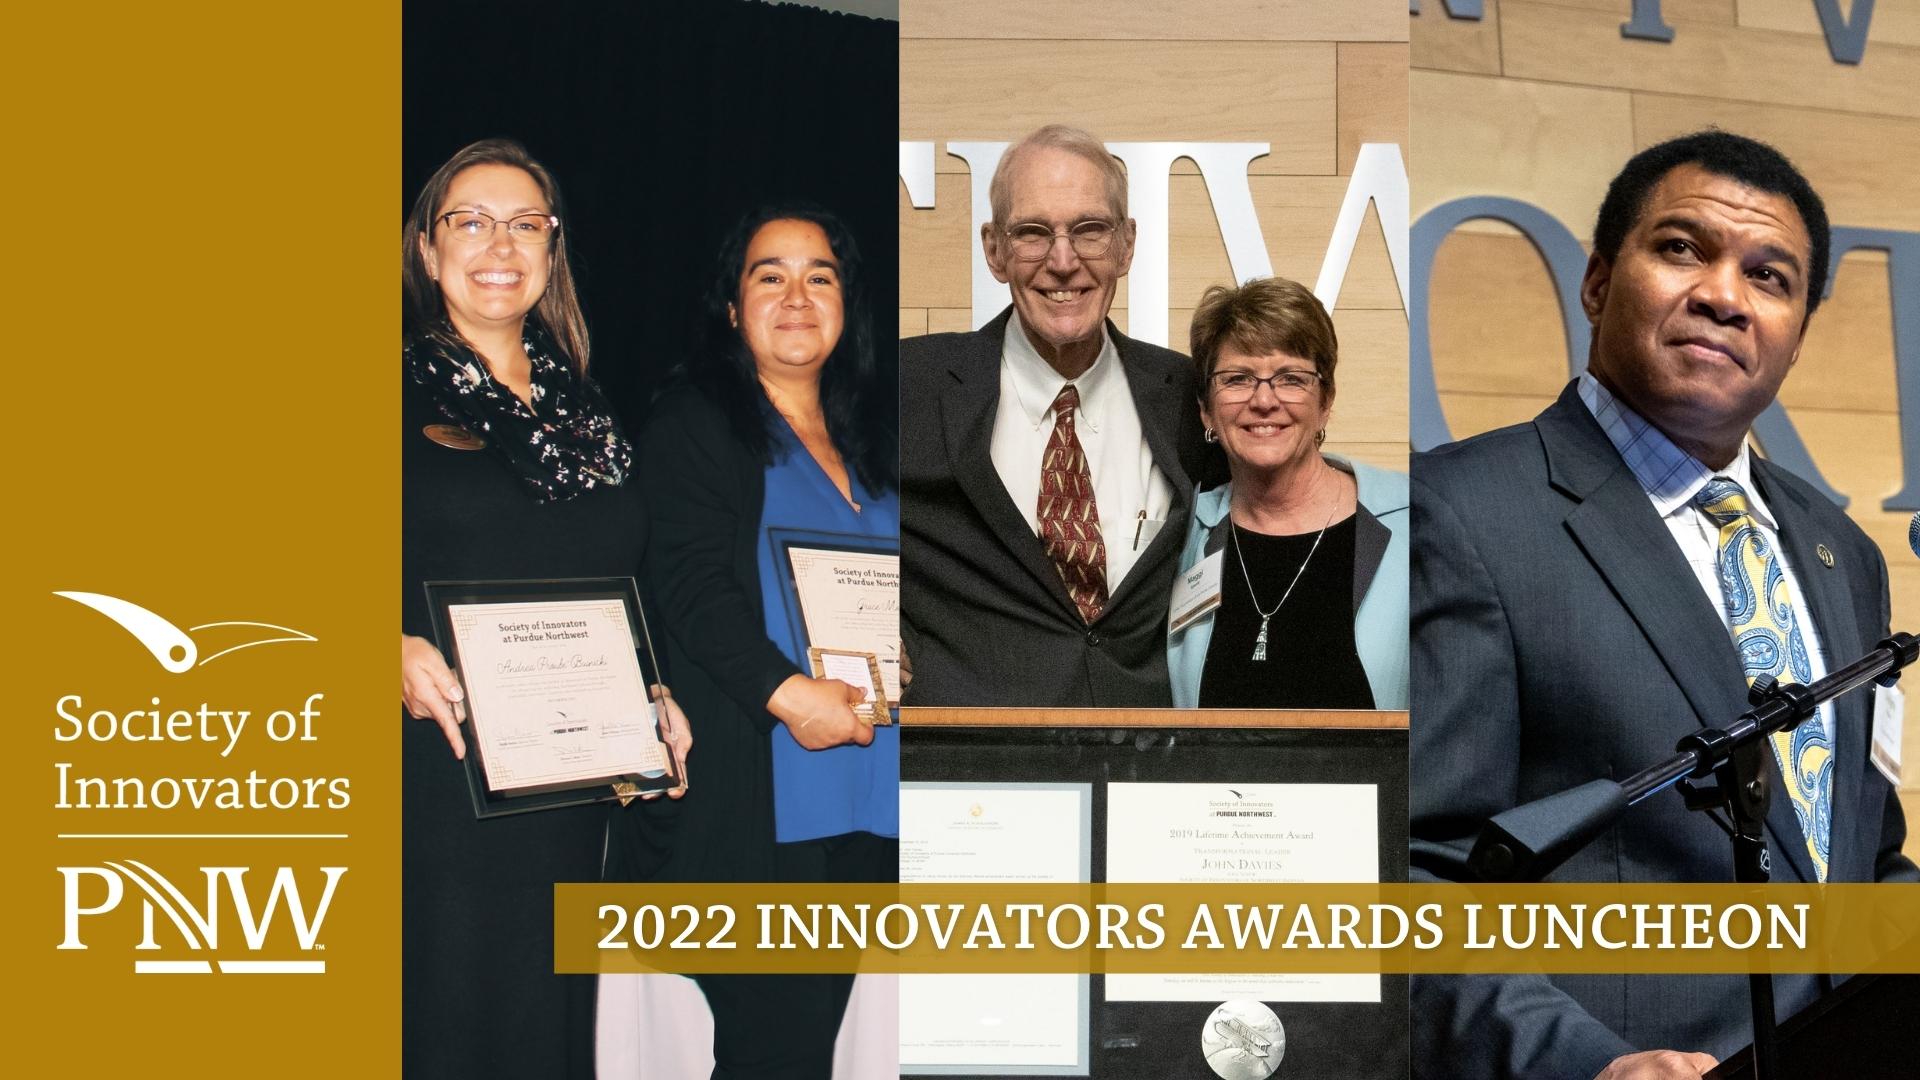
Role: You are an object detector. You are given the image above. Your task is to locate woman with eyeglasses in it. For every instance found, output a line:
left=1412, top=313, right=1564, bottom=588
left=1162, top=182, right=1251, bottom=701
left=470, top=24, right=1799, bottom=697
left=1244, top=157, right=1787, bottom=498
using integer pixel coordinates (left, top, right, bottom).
left=606, top=202, right=898, bottom=1077
left=399, top=138, right=690, bottom=1080
left=1169, top=276, right=1408, bottom=710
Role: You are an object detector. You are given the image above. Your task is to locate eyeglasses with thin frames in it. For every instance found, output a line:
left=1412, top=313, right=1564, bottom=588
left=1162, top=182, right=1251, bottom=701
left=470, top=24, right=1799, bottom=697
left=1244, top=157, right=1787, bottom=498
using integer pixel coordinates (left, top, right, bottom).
left=1002, top=219, right=1118, bottom=261
left=436, top=210, right=561, bottom=246
left=1208, top=369, right=1324, bottom=403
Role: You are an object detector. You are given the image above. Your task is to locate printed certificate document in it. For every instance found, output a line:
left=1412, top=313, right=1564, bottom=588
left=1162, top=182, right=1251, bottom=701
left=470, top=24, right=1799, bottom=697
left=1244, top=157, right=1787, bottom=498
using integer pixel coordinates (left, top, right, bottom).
left=1105, top=782, right=1380, bottom=1003
left=900, top=783, right=1092, bottom=1076
left=784, top=542, right=901, bottom=704
left=445, top=597, right=669, bottom=792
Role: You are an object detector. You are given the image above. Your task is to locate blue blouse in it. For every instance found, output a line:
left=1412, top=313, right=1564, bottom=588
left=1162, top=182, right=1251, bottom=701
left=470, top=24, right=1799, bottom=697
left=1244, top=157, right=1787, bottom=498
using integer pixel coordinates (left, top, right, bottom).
left=757, top=419, right=900, bottom=843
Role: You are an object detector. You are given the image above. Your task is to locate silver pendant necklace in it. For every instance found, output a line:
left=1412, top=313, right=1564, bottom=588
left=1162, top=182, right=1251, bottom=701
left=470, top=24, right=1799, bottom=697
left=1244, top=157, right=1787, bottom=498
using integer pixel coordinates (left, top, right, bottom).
left=1229, top=505, right=1334, bottom=661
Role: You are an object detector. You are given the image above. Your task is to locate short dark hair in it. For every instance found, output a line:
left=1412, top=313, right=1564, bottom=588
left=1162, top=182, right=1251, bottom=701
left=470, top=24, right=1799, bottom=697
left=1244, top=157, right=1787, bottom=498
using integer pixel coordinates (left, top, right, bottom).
left=1592, top=130, right=1831, bottom=317
left=681, top=202, right=897, bottom=495
left=1188, top=276, right=1338, bottom=400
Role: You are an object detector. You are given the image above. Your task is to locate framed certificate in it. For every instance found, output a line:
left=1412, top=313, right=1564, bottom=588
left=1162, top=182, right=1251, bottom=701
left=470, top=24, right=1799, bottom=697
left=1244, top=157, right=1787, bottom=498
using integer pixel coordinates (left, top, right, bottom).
left=768, top=528, right=900, bottom=712
left=901, top=722, right=1410, bottom=1080
left=423, top=577, right=682, bottom=819
left=1105, top=781, right=1381, bottom=1004
left=899, top=782, right=1094, bottom=1077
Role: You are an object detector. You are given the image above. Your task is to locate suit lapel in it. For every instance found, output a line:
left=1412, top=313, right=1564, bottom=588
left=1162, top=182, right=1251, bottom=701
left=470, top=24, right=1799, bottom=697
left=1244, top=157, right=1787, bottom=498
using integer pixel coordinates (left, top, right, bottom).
left=941, top=310, right=1082, bottom=620
left=1544, top=390, right=1748, bottom=731
left=1756, top=463, right=1868, bottom=883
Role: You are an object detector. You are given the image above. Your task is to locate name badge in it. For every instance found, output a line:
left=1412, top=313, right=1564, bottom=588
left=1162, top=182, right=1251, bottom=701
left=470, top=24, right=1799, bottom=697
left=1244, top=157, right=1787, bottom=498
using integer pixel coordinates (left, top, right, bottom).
left=1872, top=684, right=1904, bottom=787
left=1168, top=550, right=1223, bottom=636
left=424, top=423, right=485, bottom=451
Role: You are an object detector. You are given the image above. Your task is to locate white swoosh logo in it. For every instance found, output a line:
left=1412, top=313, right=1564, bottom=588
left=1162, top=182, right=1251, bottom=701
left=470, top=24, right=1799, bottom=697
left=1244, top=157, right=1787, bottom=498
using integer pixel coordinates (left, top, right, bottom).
left=55, top=591, right=316, bottom=673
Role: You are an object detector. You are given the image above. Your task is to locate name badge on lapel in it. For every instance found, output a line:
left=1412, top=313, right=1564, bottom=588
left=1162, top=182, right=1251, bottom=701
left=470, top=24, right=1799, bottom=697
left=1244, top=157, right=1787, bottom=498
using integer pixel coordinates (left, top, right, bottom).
left=1168, top=550, right=1223, bottom=636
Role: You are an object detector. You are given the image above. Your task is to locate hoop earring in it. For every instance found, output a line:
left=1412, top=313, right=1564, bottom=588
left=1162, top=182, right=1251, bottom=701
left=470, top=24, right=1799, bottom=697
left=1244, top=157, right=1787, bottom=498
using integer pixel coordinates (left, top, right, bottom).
left=1203, top=429, right=1218, bottom=444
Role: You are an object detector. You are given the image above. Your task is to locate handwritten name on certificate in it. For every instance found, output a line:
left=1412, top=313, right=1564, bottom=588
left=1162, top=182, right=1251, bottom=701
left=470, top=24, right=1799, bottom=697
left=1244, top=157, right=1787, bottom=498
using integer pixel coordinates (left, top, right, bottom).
left=447, top=599, right=667, bottom=792
left=1106, top=782, right=1380, bottom=1003
left=787, top=546, right=900, bottom=703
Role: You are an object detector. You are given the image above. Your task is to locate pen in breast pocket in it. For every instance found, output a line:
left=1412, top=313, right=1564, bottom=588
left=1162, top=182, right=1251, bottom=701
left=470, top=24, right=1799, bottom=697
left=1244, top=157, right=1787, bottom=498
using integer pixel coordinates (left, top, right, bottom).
left=1133, top=510, right=1147, bottom=550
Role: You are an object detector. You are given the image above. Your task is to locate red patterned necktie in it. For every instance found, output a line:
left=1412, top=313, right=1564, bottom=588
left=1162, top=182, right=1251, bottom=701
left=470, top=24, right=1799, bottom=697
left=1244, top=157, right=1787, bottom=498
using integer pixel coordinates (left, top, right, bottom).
left=1038, top=384, right=1108, bottom=623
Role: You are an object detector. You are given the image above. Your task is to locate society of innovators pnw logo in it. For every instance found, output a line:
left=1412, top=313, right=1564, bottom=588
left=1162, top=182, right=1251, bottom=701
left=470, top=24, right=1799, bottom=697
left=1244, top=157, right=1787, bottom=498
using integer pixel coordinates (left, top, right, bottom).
left=52, top=590, right=346, bottom=975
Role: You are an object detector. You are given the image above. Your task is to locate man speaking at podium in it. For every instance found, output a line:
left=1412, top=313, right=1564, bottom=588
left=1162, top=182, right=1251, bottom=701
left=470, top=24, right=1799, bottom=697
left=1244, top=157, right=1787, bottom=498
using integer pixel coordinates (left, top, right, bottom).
left=1410, top=131, right=1917, bottom=1080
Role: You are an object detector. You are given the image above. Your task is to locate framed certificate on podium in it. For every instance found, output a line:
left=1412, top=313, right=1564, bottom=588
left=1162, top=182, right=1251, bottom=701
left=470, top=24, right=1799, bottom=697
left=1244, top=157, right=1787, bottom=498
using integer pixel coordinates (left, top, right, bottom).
left=424, top=577, right=683, bottom=818
left=901, top=719, right=1410, bottom=1080
left=900, top=782, right=1093, bottom=1076
left=768, top=528, right=900, bottom=715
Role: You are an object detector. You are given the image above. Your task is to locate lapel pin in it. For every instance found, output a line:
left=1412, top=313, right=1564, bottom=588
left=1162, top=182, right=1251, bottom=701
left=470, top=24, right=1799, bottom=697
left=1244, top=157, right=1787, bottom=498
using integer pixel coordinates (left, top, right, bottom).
left=1816, top=544, right=1834, bottom=568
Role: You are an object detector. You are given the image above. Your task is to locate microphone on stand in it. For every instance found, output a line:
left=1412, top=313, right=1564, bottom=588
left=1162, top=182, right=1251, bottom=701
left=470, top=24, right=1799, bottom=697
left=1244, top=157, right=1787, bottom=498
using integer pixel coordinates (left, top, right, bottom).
left=1908, top=511, right=1920, bottom=559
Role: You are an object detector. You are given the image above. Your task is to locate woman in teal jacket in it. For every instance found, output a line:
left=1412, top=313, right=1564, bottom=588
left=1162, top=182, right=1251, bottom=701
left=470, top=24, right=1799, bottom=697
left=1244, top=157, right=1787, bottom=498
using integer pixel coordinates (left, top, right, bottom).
left=1168, top=277, right=1408, bottom=709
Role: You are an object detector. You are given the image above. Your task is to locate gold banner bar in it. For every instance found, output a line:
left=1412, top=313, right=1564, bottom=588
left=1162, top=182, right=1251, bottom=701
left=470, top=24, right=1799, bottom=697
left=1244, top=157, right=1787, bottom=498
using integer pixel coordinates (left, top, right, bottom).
left=555, top=883, right=1920, bottom=975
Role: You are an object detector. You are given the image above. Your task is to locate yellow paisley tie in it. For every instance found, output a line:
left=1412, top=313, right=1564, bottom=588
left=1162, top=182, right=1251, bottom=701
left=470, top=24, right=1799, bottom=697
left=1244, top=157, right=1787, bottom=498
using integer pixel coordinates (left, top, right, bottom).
left=1694, top=478, right=1832, bottom=881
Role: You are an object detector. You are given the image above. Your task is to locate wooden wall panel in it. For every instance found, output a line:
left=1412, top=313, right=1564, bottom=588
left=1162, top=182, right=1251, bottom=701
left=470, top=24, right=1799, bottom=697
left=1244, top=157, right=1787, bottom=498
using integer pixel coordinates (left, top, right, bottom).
left=1417, top=0, right=1920, bottom=857
left=1501, top=2, right=1920, bottom=118
left=902, top=0, right=1408, bottom=43
left=1739, top=0, right=1920, bottom=46
left=898, top=174, right=972, bottom=310
left=900, top=41, right=1337, bottom=176
left=1411, top=71, right=1634, bottom=236
left=1410, top=0, right=1502, bottom=75
left=1340, top=43, right=1411, bottom=169
left=1426, top=231, right=1582, bottom=401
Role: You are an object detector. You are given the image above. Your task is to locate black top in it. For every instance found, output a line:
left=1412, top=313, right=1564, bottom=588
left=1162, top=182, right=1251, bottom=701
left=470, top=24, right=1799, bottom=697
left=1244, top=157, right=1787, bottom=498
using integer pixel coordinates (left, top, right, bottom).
left=401, top=375, right=645, bottom=1080
left=605, top=385, right=803, bottom=886
left=1199, top=514, right=1375, bottom=709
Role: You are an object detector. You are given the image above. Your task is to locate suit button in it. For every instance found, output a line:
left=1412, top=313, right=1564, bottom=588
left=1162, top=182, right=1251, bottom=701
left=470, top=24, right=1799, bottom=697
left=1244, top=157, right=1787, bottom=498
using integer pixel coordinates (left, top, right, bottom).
left=1085, top=629, right=1102, bottom=646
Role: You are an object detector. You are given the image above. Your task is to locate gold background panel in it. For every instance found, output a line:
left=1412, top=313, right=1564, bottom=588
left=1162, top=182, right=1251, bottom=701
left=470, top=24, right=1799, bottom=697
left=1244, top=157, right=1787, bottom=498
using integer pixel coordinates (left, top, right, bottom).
left=8, top=3, right=396, bottom=1074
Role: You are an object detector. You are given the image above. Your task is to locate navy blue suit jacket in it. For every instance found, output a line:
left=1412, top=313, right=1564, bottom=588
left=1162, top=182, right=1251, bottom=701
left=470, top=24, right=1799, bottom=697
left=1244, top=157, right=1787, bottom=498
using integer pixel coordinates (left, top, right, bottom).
left=1410, top=383, right=1916, bottom=1079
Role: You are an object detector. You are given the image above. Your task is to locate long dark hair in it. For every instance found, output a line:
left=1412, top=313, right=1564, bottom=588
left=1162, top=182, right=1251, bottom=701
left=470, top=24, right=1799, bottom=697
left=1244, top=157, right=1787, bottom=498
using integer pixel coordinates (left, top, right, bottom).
left=685, top=202, right=897, bottom=494
left=402, top=138, right=591, bottom=375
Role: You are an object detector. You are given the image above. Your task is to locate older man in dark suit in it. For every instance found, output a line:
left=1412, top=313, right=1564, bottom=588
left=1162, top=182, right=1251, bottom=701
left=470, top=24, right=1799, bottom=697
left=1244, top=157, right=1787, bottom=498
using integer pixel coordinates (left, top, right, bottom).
left=1411, top=131, right=1917, bottom=1080
left=901, top=124, right=1199, bottom=706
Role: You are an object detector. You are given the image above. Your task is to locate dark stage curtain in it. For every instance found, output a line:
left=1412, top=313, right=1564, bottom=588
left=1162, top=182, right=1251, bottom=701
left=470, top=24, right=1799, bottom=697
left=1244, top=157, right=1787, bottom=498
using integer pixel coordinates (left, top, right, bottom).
left=403, top=0, right=899, bottom=426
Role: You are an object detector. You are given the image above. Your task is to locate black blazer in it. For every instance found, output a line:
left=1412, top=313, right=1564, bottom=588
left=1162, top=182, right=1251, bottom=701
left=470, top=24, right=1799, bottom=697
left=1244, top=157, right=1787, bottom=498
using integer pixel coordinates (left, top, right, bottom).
left=901, top=307, right=1200, bottom=707
left=1409, top=382, right=1917, bottom=1079
left=608, top=386, right=799, bottom=884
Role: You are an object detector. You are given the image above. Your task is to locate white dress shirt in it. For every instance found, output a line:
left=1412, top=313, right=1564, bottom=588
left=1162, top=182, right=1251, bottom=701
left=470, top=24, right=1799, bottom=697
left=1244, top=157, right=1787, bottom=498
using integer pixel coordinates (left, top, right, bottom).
left=1579, top=373, right=1832, bottom=741
left=989, top=312, right=1174, bottom=592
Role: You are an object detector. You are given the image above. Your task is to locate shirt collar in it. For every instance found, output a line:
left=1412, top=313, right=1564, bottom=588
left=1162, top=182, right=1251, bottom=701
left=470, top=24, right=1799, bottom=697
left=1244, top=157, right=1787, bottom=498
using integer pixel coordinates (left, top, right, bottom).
left=1577, top=372, right=1775, bottom=527
left=1002, top=310, right=1118, bottom=434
